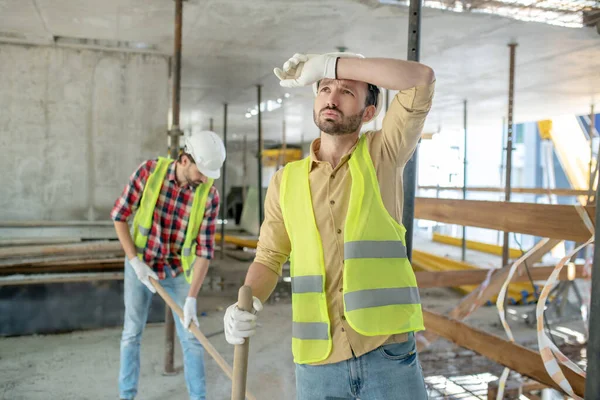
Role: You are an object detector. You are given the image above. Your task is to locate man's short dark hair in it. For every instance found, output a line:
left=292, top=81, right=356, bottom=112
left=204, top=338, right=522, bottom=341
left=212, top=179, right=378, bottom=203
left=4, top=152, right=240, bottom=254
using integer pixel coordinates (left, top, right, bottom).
left=365, top=84, right=379, bottom=108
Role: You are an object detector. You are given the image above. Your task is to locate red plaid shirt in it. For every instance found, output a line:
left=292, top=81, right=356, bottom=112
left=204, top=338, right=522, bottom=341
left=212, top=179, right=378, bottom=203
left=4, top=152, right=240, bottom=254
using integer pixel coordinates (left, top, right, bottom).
left=111, top=159, right=220, bottom=279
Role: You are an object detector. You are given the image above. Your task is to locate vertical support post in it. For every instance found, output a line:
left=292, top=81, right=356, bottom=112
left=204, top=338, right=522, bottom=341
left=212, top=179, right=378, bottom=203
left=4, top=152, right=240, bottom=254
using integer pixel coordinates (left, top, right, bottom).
left=242, top=135, right=248, bottom=202
left=589, top=104, right=596, bottom=197
left=401, top=0, right=422, bottom=262
left=385, top=89, right=390, bottom=113
left=165, top=0, right=183, bottom=374
left=220, top=103, right=228, bottom=259
left=502, top=43, right=517, bottom=267
left=279, top=120, right=287, bottom=169
left=585, top=179, right=600, bottom=399
left=209, top=117, right=214, bottom=131
left=461, top=99, right=468, bottom=261
left=257, top=85, right=264, bottom=230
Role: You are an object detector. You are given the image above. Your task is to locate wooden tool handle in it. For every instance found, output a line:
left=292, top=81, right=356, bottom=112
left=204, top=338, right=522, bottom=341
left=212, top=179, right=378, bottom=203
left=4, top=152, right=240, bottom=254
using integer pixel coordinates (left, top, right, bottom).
left=150, top=278, right=256, bottom=400
left=231, top=286, right=253, bottom=400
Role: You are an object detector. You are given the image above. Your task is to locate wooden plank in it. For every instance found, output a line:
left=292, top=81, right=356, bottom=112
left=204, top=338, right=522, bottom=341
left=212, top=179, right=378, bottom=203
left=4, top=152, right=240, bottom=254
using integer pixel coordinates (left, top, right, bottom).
left=422, top=309, right=585, bottom=398
left=0, top=220, right=114, bottom=227
left=0, top=237, right=82, bottom=247
left=415, top=198, right=594, bottom=242
left=432, top=233, right=523, bottom=258
left=418, top=186, right=589, bottom=196
left=0, top=241, right=123, bottom=260
left=417, top=239, right=561, bottom=351
left=0, top=272, right=124, bottom=286
left=415, top=264, right=584, bottom=288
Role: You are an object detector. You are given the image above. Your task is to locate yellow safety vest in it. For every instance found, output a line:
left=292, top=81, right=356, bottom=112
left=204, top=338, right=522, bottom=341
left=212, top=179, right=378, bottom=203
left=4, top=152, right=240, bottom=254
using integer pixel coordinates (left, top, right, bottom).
left=280, top=135, right=424, bottom=364
left=132, top=157, right=214, bottom=283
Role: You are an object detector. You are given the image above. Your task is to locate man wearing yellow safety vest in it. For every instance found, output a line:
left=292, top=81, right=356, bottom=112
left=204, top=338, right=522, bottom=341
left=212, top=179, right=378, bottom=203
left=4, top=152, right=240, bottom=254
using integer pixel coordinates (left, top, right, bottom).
left=111, top=131, right=225, bottom=400
left=224, top=53, right=435, bottom=399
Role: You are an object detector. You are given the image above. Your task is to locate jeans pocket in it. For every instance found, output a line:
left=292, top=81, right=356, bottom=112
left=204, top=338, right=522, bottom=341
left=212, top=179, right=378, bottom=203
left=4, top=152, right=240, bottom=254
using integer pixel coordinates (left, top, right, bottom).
left=378, top=340, right=416, bottom=361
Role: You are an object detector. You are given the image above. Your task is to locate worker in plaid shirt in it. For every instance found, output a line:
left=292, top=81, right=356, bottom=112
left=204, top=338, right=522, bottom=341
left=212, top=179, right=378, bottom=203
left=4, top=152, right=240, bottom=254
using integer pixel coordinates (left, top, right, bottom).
left=111, top=131, right=225, bottom=400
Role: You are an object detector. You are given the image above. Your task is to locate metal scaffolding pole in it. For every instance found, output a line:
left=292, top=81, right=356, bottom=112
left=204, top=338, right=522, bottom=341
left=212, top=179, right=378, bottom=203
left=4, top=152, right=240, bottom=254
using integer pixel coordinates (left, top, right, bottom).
left=401, top=0, right=422, bottom=262
left=461, top=99, right=468, bottom=261
left=257, top=85, right=264, bottom=229
left=220, top=103, right=228, bottom=259
left=589, top=104, right=596, bottom=196
left=502, top=43, right=517, bottom=267
left=586, top=179, right=600, bottom=399
left=164, top=0, right=183, bottom=375
left=385, top=89, right=390, bottom=113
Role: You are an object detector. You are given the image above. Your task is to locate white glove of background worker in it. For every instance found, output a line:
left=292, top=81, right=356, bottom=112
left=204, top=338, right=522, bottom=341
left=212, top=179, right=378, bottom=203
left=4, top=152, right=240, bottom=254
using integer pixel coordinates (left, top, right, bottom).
left=224, top=296, right=263, bottom=345
left=181, top=297, right=199, bottom=331
left=274, top=53, right=339, bottom=88
left=129, top=257, right=158, bottom=293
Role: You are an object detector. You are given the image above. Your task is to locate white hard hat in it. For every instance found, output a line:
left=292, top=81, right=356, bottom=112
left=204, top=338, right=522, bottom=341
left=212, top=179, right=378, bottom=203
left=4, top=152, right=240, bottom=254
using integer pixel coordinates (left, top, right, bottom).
left=183, top=131, right=226, bottom=179
left=311, top=52, right=384, bottom=124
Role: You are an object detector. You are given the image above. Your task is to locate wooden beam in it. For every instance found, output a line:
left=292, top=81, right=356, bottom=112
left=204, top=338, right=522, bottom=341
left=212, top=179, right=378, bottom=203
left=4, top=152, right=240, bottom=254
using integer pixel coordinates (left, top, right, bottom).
left=415, top=198, right=594, bottom=242
left=0, top=272, right=124, bottom=286
left=417, top=239, right=561, bottom=351
left=418, top=186, right=590, bottom=196
left=422, top=309, right=585, bottom=397
left=0, top=241, right=123, bottom=259
left=415, top=264, right=584, bottom=288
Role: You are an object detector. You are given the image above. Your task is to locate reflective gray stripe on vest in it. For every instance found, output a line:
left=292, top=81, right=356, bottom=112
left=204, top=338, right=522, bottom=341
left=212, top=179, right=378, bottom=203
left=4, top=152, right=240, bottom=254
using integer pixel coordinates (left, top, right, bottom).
left=292, top=275, right=323, bottom=293
left=344, top=287, right=421, bottom=312
left=183, top=247, right=192, bottom=257
left=136, top=246, right=145, bottom=255
left=344, top=240, right=407, bottom=260
left=184, top=257, right=196, bottom=279
left=138, top=225, right=150, bottom=236
left=292, top=322, right=329, bottom=340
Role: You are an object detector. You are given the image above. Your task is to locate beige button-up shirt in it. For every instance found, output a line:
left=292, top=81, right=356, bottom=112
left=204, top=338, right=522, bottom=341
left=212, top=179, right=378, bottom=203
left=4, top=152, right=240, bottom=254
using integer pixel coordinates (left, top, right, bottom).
left=255, top=81, right=435, bottom=364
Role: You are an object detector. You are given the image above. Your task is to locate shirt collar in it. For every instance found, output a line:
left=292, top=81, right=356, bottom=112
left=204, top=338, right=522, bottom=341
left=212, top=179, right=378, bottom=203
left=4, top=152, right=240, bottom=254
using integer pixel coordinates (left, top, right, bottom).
left=167, top=161, right=178, bottom=183
left=308, top=136, right=360, bottom=171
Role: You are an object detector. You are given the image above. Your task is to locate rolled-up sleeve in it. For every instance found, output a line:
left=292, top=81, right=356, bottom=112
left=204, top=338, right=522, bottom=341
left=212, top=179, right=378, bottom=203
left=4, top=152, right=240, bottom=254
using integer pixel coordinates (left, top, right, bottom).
left=196, top=186, right=220, bottom=260
left=381, top=81, right=435, bottom=165
left=254, top=169, right=291, bottom=276
left=110, top=160, right=155, bottom=222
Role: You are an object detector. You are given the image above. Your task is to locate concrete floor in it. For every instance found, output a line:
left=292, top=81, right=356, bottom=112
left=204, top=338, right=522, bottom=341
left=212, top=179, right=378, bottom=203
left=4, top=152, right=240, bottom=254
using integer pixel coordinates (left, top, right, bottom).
left=2, top=285, right=586, bottom=400
left=0, top=239, right=588, bottom=399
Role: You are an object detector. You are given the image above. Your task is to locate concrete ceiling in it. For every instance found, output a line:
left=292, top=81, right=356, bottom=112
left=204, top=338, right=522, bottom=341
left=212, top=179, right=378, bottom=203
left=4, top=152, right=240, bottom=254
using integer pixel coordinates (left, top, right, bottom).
left=1, top=0, right=599, bottom=144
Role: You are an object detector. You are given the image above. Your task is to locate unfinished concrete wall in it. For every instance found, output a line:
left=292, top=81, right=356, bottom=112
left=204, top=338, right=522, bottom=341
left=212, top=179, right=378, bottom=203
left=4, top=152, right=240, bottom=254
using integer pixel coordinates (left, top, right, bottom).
left=0, top=44, right=169, bottom=221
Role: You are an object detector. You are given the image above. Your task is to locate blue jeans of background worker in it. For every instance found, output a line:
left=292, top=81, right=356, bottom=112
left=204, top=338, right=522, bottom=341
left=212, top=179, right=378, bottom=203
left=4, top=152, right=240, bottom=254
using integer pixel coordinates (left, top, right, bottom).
left=118, top=259, right=206, bottom=400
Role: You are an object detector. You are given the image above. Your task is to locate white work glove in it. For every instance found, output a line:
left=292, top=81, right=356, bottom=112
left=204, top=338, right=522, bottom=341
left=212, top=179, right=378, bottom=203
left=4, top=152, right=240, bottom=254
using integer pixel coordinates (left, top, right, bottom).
left=273, top=53, right=338, bottom=88
left=129, top=257, right=158, bottom=293
left=181, top=297, right=199, bottom=331
left=224, top=296, right=263, bottom=345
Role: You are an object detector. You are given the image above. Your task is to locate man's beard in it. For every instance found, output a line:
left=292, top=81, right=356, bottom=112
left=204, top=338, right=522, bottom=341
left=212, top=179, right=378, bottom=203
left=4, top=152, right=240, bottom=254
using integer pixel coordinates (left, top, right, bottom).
left=313, top=106, right=364, bottom=136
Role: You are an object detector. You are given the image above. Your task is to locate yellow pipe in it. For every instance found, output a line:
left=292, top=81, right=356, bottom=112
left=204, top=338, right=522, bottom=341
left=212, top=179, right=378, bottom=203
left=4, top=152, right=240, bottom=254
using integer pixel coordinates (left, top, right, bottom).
left=432, top=233, right=523, bottom=259
left=215, top=233, right=258, bottom=249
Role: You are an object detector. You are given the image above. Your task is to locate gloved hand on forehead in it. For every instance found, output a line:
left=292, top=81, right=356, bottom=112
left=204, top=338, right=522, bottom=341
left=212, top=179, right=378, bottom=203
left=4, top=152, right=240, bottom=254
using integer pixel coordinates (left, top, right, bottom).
left=274, top=53, right=340, bottom=88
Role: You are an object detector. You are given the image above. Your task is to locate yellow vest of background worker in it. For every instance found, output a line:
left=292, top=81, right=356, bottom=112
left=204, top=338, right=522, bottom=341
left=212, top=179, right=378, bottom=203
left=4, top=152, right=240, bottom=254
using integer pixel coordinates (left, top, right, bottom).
left=131, top=157, right=214, bottom=283
left=280, top=135, right=424, bottom=364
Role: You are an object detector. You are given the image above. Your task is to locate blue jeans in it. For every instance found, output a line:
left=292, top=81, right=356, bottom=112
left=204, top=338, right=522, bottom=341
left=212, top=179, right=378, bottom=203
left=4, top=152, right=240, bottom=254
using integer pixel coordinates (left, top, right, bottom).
left=118, top=260, right=206, bottom=400
left=295, top=333, right=427, bottom=400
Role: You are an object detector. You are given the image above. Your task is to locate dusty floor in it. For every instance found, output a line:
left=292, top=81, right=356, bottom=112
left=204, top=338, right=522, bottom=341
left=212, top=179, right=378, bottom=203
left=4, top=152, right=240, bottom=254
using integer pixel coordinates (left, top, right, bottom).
left=0, top=285, right=587, bottom=400
left=0, top=235, right=589, bottom=400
